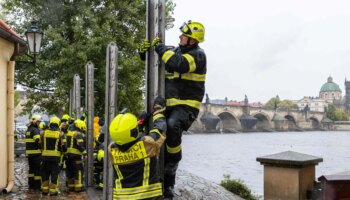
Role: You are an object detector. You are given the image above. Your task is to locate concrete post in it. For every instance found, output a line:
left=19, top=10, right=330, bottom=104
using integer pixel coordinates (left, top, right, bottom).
left=257, top=151, right=323, bottom=200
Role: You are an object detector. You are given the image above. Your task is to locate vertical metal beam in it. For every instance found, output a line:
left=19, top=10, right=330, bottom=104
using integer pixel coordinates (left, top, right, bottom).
left=69, top=89, right=73, bottom=117
left=147, top=0, right=166, bottom=185
left=74, top=74, right=81, bottom=119
left=103, top=43, right=118, bottom=200
left=85, top=62, right=95, bottom=187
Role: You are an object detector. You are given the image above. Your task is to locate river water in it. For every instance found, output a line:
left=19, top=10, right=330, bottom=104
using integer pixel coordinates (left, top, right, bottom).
left=179, top=131, right=350, bottom=195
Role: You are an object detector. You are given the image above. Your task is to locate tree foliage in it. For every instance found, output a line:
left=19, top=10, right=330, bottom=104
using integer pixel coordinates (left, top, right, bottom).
left=264, top=96, right=298, bottom=110
left=326, top=104, right=349, bottom=121
left=2, top=0, right=174, bottom=116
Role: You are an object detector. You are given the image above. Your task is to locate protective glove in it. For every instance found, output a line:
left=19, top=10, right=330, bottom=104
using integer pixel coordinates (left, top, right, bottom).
left=138, top=111, right=150, bottom=132
left=139, top=39, right=151, bottom=53
left=152, top=36, right=161, bottom=47
left=153, top=96, right=166, bottom=115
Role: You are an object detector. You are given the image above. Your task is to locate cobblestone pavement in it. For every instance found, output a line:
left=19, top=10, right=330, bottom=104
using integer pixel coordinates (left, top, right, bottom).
left=1, top=156, right=242, bottom=200
left=0, top=155, right=90, bottom=200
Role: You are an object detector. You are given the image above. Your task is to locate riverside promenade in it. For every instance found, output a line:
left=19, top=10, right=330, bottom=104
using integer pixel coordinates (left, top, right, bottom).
left=1, top=156, right=243, bottom=200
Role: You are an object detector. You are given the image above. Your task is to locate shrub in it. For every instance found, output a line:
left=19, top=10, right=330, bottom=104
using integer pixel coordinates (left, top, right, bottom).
left=220, top=174, right=259, bottom=200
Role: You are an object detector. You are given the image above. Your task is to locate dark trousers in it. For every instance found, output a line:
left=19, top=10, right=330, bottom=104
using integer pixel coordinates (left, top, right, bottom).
left=41, top=159, right=60, bottom=194
left=28, top=155, right=42, bottom=190
left=66, top=155, right=83, bottom=191
left=164, top=106, right=198, bottom=187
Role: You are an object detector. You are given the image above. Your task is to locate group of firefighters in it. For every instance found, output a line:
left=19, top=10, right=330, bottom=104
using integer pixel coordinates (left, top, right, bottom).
left=25, top=114, right=95, bottom=195
left=24, top=19, right=206, bottom=199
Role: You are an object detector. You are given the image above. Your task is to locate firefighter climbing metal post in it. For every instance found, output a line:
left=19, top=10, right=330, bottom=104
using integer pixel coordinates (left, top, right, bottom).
left=146, top=0, right=166, bottom=183
left=85, top=62, right=95, bottom=187
left=103, top=43, right=119, bottom=200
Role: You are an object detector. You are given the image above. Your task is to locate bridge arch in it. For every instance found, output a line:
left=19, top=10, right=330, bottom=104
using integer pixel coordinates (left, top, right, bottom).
left=253, top=112, right=272, bottom=131
left=217, top=111, right=241, bottom=132
left=309, top=117, right=321, bottom=129
left=285, top=115, right=297, bottom=130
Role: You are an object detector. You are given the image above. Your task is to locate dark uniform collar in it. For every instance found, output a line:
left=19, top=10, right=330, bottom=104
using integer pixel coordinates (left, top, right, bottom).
left=179, top=43, right=198, bottom=53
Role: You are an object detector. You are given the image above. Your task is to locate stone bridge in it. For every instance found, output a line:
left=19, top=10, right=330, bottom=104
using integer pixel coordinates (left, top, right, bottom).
left=189, top=103, right=326, bottom=133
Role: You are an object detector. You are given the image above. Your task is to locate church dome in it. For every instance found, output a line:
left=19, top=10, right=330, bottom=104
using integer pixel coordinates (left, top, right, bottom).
left=320, top=76, right=341, bottom=93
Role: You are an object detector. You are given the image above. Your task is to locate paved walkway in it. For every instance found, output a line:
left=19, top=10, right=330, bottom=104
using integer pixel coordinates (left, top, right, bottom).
left=1, top=156, right=243, bottom=200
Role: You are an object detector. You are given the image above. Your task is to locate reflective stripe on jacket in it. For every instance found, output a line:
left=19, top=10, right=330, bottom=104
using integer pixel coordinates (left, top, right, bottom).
left=156, top=44, right=206, bottom=110
left=25, top=124, right=41, bottom=156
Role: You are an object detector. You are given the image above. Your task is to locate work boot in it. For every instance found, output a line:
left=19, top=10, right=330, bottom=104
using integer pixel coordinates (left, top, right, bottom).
left=163, top=186, right=175, bottom=199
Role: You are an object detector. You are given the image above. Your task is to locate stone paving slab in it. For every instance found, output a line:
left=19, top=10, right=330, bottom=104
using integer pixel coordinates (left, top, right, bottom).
left=1, top=156, right=243, bottom=200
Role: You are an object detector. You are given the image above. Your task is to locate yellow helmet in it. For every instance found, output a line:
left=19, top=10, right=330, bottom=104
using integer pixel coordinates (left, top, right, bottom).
left=39, top=122, right=47, bottom=129
left=180, top=20, right=205, bottom=43
left=31, top=115, right=42, bottom=123
left=109, top=113, right=139, bottom=145
left=74, top=119, right=86, bottom=131
left=49, top=116, right=60, bottom=126
left=97, top=149, right=104, bottom=162
left=61, top=114, right=70, bottom=121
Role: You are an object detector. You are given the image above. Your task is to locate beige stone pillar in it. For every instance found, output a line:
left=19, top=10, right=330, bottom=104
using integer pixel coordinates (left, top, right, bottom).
left=257, top=151, right=323, bottom=200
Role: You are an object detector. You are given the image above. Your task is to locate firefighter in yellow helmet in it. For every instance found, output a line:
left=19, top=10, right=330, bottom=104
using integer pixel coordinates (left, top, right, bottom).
left=40, top=116, right=67, bottom=196
left=66, top=119, right=87, bottom=192
left=59, top=114, right=70, bottom=170
left=25, top=115, right=42, bottom=191
left=108, top=96, right=166, bottom=200
left=139, top=20, right=206, bottom=197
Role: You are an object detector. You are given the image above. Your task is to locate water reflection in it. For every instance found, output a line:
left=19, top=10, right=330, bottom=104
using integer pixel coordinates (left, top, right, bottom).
left=180, top=131, right=350, bottom=195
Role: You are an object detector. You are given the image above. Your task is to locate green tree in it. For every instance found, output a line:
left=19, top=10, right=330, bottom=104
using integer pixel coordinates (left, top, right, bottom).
left=2, top=0, right=174, bottom=115
left=264, top=96, right=298, bottom=110
left=326, top=104, right=337, bottom=121
left=14, top=90, right=20, bottom=107
left=335, top=109, right=349, bottom=121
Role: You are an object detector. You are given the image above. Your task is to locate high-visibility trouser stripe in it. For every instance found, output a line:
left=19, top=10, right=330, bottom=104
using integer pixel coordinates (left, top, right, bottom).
left=28, top=173, right=34, bottom=177
left=42, top=150, right=61, bottom=157
left=75, top=170, right=83, bottom=188
left=113, top=188, right=162, bottom=200
left=166, top=98, right=201, bottom=110
left=165, top=71, right=206, bottom=82
left=143, top=158, right=150, bottom=186
left=25, top=139, right=35, bottom=142
left=114, top=165, right=123, bottom=189
left=166, top=144, right=182, bottom=154
left=77, top=139, right=84, bottom=143
left=33, top=135, right=41, bottom=140
left=182, top=54, right=196, bottom=72
left=26, top=150, right=41, bottom=154
left=161, top=50, right=175, bottom=63
left=67, top=148, right=83, bottom=155
left=153, top=113, right=164, bottom=122
left=114, top=183, right=162, bottom=194
left=34, top=176, right=41, bottom=180
left=149, top=129, right=162, bottom=137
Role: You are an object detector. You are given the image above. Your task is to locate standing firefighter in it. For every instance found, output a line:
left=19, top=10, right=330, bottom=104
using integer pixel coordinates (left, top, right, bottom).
left=40, top=116, right=67, bottom=195
left=66, top=119, right=87, bottom=192
left=140, top=20, right=206, bottom=197
left=108, top=97, right=166, bottom=200
left=25, top=115, right=42, bottom=191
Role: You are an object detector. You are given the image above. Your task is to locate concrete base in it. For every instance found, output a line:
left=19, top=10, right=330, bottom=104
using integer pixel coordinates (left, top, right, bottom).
left=264, top=165, right=315, bottom=200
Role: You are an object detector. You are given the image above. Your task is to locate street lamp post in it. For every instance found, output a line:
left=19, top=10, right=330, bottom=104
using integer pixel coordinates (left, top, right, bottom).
left=24, top=20, right=43, bottom=63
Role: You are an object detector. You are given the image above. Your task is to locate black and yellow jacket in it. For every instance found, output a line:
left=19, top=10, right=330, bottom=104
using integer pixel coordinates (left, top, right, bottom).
left=40, top=126, right=67, bottom=162
left=155, top=43, right=207, bottom=111
left=25, top=124, right=41, bottom=157
left=108, top=112, right=166, bottom=200
left=66, top=126, right=86, bottom=158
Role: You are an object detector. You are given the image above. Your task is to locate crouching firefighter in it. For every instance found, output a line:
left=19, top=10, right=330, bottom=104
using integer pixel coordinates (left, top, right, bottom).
left=108, top=96, right=167, bottom=200
left=40, top=116, right=67, bottom=195
left=66, top=119, right=87, bottom=192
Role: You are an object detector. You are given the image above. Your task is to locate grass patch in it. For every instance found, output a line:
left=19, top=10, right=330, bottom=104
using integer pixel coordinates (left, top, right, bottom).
left=220, top=174, right=259, bottom=200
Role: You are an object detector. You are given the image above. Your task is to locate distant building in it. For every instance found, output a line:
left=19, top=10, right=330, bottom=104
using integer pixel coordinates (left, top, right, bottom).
left=296, top=97, right=327, bottom=112
left=345, top=79, right=350, bottom=112
left=319, top=76, right=342, bottom=103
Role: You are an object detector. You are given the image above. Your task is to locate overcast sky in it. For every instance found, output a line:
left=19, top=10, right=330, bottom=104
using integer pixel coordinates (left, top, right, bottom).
left=165, top=0, right=350, bottom=103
